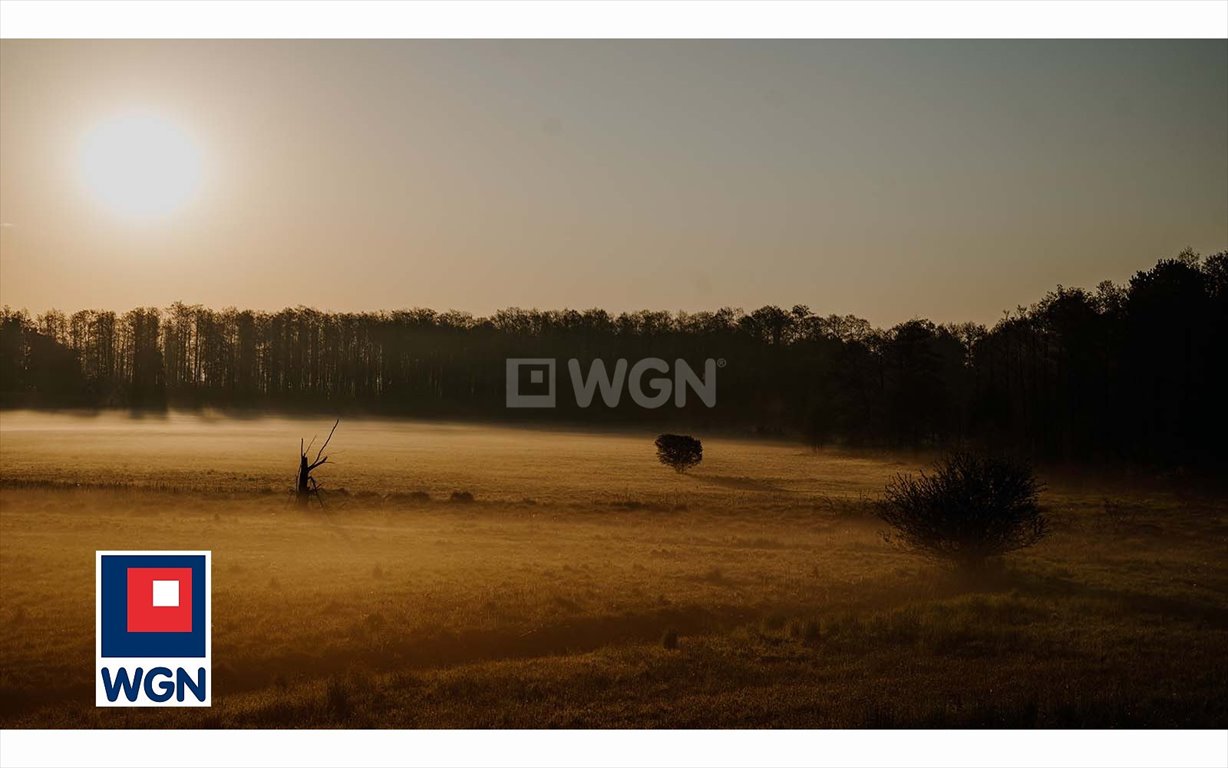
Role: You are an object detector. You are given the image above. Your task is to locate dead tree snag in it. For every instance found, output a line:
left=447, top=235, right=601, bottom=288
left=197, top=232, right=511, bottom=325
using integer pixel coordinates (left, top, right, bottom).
left=296, top=419, right=338, bottom=508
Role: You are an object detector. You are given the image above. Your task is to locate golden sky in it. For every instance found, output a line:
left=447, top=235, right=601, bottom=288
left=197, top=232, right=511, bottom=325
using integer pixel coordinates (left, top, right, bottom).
left=1, top=40, right=1225, bottom=325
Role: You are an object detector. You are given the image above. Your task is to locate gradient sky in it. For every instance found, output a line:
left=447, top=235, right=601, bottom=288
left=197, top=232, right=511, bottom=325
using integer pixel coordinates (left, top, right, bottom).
left=1, top=40, right=1225, bottom=326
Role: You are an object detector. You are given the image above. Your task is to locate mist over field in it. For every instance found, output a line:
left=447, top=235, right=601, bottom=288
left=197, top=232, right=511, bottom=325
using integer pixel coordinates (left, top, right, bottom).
left=2, top=412, right=1225, bottom=727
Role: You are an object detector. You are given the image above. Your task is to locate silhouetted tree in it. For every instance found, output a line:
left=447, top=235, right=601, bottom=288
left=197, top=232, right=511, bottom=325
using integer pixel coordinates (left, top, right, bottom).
left=296, top=419, right=338, bottom=507
left=655, top=434, right=703, bottom=473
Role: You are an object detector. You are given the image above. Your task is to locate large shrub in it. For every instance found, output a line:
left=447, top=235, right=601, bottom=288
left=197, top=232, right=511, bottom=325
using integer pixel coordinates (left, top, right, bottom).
left=877, top=452, right=1047, bottom=568
left=654, top=434, right=703, bottom=473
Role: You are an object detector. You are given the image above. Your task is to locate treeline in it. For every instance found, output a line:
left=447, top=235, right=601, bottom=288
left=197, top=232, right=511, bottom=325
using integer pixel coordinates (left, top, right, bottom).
left=2, top=250, right=1225, bottom=465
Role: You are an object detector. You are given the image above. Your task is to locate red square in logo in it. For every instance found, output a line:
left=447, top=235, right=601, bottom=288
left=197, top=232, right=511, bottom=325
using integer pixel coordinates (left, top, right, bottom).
left=126, top=567, right=193, bottom=633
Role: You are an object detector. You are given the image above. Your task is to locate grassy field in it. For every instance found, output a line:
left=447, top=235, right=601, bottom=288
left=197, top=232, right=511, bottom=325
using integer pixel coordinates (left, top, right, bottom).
left=1, top=411, right=1226, bottom=728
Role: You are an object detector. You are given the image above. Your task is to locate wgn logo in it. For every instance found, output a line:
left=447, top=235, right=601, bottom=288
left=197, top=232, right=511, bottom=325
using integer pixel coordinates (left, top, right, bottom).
left=506, top=358, right=721, bottom=409
left=96, top=551, right=211, bottom=707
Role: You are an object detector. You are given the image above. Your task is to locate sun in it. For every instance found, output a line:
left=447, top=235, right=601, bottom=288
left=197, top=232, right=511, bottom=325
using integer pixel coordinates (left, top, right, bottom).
left=77, top=111, right=203, bottom=220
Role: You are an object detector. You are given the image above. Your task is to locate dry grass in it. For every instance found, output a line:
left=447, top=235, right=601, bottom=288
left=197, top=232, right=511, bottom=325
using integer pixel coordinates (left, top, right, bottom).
left=1, top=411, right=1226, bottom=727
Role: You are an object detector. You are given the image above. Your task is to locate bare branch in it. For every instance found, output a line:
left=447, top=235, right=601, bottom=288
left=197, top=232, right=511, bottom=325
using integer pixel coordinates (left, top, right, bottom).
left=295, top=419, right=340, bottom=509
left=314, top=419, right=339, bottom=464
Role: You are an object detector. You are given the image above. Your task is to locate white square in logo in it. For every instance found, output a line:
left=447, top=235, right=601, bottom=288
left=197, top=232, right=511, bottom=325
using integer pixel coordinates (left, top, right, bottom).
left=152, top=579, right=180, bottom=607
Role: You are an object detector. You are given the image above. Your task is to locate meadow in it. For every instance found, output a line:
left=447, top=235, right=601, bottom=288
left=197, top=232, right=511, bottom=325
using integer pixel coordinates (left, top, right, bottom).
left=1, top=411, right=1225, bottom=727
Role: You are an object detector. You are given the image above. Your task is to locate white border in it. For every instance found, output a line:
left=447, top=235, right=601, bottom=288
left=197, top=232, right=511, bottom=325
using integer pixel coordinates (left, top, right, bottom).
left=0, top=1, right=1225, bottom=39
left=1, top=729, right=1227, bottom=768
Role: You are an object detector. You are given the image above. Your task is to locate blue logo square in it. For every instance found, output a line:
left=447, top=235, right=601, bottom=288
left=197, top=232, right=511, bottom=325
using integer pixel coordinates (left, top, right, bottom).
left=99, top=553, right=208, bottom=658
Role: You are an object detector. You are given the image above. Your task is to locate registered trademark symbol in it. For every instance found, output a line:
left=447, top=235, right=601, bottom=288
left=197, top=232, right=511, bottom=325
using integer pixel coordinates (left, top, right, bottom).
left=717, top=358, right=727, bottom=368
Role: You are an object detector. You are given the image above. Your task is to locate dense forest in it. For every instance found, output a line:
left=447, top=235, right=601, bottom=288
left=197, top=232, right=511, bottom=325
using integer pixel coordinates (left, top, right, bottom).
left=2, top=250, right=1225, bottom=465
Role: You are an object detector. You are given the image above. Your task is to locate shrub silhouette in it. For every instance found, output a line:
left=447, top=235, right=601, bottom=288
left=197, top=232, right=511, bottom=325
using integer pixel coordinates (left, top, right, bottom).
left=654, top=434, right=703, bottom=473
left=877, top=452, right=1047, bottom=568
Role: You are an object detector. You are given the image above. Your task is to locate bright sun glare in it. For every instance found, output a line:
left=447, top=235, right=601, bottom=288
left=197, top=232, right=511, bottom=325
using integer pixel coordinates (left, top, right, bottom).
left=77, top=112, right=203, bottom=220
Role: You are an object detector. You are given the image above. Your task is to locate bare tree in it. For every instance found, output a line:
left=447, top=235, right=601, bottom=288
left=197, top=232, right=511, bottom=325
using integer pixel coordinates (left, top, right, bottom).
left=296, top=419, right=338, bottom=507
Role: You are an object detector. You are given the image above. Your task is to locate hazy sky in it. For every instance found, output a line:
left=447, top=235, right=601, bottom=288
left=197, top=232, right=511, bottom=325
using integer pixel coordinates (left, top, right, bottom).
left=1, top=40, right=1225, bottom=326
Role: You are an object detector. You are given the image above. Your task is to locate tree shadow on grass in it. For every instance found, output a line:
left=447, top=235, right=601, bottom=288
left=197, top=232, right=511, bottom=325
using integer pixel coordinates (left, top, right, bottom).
left=690, top=474, right=790, bottom=493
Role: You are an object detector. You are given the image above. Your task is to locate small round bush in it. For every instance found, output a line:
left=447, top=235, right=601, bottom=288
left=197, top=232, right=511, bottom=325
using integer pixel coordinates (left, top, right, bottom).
left=877, top=452, right=1048, bottom=569
left=654, top=434, right=703, bottom=473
